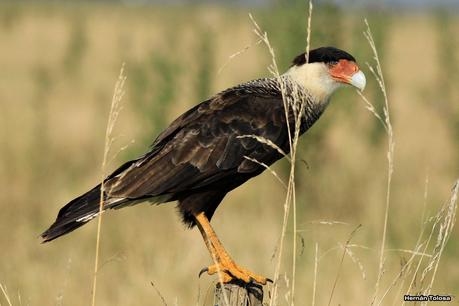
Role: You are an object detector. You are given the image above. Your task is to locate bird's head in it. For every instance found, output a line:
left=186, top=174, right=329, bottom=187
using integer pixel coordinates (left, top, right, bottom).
left=285, top=46, right=366, bottom=103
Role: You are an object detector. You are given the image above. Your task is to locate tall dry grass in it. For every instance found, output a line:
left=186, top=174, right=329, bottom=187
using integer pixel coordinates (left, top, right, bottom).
left=357, top=19, right=395, bottom=305
left=0, top=283, right=13, bottom=306
left=249, top=3, right=316, bottom=305
left=91, top=64, right=127, bottom=306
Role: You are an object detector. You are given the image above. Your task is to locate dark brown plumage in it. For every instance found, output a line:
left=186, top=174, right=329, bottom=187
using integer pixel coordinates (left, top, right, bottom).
left=41, top=47, right=363, bottom=244
left=41, top=77, right=318, bottom=242
left=106, top=86, right=290, bottom=224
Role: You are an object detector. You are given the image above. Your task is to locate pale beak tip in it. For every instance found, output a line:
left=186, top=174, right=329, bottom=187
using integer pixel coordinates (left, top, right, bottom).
left=350, top=70, right=366, bottom=91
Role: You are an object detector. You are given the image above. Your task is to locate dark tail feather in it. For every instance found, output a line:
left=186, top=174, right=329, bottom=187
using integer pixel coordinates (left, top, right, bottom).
left=41, top=184, right=106, bottom=242
left=41, top=160, right=139, bottom=242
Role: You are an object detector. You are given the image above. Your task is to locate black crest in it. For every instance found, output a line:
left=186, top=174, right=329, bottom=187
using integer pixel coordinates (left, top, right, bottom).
left=292, top=47, right=356, bottom=66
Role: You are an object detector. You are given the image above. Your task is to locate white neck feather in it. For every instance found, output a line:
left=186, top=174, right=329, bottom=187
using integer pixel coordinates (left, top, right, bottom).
left=283, top=62, right=342, bottom=106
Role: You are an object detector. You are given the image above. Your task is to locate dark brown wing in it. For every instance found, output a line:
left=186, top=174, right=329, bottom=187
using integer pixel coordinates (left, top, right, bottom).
left=104, top=88, right=288, bottom=201
left=41, top=77, right=324, bottom=241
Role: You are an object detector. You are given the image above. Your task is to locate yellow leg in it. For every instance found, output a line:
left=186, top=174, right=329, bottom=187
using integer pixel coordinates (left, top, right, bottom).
left=194, top=212, right=269, bottom=285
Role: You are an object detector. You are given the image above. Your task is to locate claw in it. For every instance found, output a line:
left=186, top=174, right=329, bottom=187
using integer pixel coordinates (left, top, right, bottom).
left=198, top=267, right=208, bottom=278
left=199, top=262, right=269, bottom=285
left=249, top=276, right=269, bottom=285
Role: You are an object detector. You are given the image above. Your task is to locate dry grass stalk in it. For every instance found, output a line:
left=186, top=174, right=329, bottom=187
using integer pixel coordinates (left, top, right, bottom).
left=400, top=223, right=437, bottom=303
left=91, top=64, right=127, bottom=306
left=151, top=281, right=168, bottom=306
left=385, top=249, right=431, bottom=258
left=376, top=179, right=431, bottom=305
left=356, top=19, right=395, bottom=306
left=401, top=180, right=436, bottom=304
left=381, top=179, right=458, bottom=306
left=420, top=180, right=458, bottom=300
left=384, top=177, right=431, bottom=305
left=206, top=13, right=297, bottom=305
left=368, top=175, right=430, bottom=305
left=237, top=135, right=289, bottom=161
left=377, top=243, right=425, bottom=305
left=303, top=220, right=350, bottom=226
left=359, top=20, right=458, bottom=305
left=247, top=14, right=290, bottom=306
left=340, top=242, right=367, bottom=280
left=248, top=19, right=295, bottom=306
left=311, top=243, right=318, bottom=306
left=290, top=4, right=313, bottom=303
left=357, top=92, right=387, bottom=132
left=327, top=225, right=361, bottom=306
left=243, top=156, right=287, bottom=189
left=249, top=2, right=313, bottom=304
left=0, top=283, right=13, bottom=306
left=217, top=39, right=262, bottom=75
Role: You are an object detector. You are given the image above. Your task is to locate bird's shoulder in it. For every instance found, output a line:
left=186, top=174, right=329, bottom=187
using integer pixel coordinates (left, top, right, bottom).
left=150, top=78, right=286, bottom=150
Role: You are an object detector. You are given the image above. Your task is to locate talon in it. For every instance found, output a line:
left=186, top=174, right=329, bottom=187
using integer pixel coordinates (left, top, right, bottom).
left=198, top=267, right=208, bottom=278
left=199, top=262, right=268, bottom=285
left=266, top=278, right=273, bottom=283
left=250, top=277, right=268, bottom=285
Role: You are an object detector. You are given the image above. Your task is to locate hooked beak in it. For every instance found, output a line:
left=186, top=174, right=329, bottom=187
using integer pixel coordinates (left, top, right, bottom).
left=350, top=70, right=366, bottom=91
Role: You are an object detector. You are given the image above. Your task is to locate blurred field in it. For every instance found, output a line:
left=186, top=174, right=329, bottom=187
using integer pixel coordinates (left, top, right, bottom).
left=0, top=3, right=458, bottom=305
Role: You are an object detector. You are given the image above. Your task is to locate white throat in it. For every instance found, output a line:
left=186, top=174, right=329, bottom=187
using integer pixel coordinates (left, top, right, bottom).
left=283, top=62, right=342, bottom=105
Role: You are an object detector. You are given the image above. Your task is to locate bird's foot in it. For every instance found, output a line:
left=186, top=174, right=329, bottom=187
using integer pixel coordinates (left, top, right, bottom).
left=199, top=259, right=271, bottom=285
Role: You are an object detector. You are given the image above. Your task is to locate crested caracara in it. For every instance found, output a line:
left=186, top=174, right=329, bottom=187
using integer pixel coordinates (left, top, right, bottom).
left=42, top=46, right=366, bottom=284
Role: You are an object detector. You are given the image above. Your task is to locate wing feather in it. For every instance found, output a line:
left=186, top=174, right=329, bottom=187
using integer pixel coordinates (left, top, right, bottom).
left=105, top=86, right=289, bottom=200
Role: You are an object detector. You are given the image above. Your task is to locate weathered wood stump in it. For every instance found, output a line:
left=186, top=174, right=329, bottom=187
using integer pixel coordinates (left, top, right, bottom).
left=214, top=281, right=264, bottom=306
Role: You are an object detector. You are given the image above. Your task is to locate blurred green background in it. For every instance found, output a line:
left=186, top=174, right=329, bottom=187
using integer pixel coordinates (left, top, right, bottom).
left=0, top=1, right=458, bottom=305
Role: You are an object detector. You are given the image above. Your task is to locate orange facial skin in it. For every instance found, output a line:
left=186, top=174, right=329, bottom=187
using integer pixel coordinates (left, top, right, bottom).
left=329, top=59, right=360, bottom=84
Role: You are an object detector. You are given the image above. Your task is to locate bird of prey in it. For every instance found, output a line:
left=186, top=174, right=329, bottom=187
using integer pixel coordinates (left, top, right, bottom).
left=42, top=46, right=366, bottom=285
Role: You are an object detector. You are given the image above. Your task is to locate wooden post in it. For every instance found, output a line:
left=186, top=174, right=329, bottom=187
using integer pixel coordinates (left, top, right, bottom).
left=214, top=282, right=264, bottom=306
